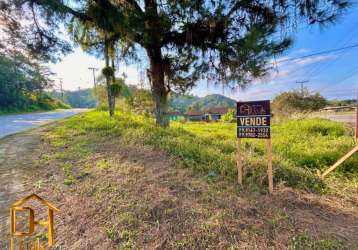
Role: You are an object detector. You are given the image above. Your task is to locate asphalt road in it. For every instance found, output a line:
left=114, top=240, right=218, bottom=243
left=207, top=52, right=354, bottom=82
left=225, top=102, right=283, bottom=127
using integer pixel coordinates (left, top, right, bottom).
left=0, top=109, right=88, bottom=138
left=317, top=113, right=356, bottom=123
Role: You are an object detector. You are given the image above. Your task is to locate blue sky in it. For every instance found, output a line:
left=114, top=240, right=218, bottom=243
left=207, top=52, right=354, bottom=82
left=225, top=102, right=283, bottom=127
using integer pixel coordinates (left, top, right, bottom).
left=51, top=5, right=358, bottom=101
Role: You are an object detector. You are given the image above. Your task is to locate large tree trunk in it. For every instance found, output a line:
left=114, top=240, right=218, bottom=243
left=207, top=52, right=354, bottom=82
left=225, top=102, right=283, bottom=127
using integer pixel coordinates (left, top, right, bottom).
left=104, top=39, right=115, bottom=117
left=147, top=47, right=169, bottom=127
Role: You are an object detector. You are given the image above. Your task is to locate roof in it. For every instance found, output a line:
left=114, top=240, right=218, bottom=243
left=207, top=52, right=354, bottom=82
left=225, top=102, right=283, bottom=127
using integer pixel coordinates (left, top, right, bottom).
left=12, top=194, right=60, bottom=212
left=322, top=106, right=355, bottom=110
left=206, top=107, right=229, bottom=115
left=186, top=111, right=205, bottom=116
left=167, top=111, right=182, bottom=116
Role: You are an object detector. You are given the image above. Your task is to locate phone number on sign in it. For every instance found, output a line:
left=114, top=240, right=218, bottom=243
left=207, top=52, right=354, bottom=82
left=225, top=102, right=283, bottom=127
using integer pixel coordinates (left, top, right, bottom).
left=238, top=127, right=270, bottom=138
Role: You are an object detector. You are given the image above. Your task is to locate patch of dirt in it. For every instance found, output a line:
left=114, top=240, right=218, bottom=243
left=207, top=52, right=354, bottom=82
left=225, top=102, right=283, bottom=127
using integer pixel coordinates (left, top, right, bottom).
left=1, top=129, right=357, bottom=249
left=0, top=130, right=45, bottom=244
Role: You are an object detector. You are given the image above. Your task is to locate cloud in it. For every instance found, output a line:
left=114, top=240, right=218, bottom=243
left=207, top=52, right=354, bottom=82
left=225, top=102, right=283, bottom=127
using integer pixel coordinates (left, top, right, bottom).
left=49, top=48, right=140, bottom=90
left=228, top=52, right=338, bottom=101
left=293, top=54, right=335, bottom=66
left=293, top=48, right=310, bottom=54
left=262, top=54, right=336, bottom=86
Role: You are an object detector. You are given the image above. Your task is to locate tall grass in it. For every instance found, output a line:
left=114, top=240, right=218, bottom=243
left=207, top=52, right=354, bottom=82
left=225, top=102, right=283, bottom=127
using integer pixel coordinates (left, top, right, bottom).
left=54, top=111, right=357, bottom=192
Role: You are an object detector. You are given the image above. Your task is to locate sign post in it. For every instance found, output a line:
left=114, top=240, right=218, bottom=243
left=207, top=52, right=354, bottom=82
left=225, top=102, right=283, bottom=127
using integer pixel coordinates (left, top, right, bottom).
left=236, top=100, right=273, bottom=193
left=237, top=138, right=243, bottom=184
left=356, top=94, right=358, bottom=140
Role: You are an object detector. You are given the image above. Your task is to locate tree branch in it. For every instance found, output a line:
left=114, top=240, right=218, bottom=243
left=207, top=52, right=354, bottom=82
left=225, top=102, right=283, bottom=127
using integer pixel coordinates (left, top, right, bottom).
left=32, top=0, right=93, bottom=22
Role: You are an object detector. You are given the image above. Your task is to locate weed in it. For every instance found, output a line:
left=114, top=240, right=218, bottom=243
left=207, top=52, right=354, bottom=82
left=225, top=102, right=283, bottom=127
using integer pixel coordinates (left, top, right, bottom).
left=290, top=233, right=347, bottom=250
left=63, top=178, right=74, bottom=186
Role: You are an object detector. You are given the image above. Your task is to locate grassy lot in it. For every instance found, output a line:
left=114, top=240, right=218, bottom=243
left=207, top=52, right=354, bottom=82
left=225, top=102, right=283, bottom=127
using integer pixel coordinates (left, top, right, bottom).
left=21, top=110, right=357, bottom=249
left=49, top=111, right=357, bottom=193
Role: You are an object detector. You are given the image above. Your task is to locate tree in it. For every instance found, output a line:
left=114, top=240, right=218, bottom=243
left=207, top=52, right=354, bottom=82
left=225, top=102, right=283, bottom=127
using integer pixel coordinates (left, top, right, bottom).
left=126, top=88, right=154, bottom=116
left=272, top=89, right=327, bottom=117
left=67, top=6, right=124, bottom=117
left=221, top=109, right=236, bottom=123
left=1, top=0, right=350, bottom=126
left=0, top=50, right=53, bottom=109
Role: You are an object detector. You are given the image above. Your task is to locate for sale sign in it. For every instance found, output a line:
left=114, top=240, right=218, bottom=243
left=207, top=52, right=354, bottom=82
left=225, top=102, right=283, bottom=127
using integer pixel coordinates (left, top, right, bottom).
left=237, top=100, right=271, bottom=139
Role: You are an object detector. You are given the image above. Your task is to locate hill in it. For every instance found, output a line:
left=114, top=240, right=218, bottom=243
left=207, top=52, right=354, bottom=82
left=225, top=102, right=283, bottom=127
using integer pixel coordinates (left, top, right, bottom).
left=168, top=93, right=200, bottom=113
left=190, top=94, right=236, bottom=111
left=50, top=89, right=97, bottom=108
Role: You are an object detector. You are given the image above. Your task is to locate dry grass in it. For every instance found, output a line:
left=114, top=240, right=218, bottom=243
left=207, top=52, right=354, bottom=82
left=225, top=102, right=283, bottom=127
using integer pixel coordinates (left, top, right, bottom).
left=20, top=123, right=357, bottom=249
left=1, top=111, right=357, bottom=249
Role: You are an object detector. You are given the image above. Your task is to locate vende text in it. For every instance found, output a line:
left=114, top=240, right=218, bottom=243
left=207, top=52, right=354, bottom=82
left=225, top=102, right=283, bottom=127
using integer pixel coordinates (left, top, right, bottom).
left=238, top=116, right=269, bottom=127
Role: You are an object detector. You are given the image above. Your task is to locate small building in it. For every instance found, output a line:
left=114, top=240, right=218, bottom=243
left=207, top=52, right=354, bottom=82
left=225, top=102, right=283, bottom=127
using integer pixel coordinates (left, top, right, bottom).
left=205, top=107, right=229, bottom=121
left=320, top=106, right=356, bottom=112
left=168, top=111, right=184, bottom=121
left=185, top=111, right=206, bottom=121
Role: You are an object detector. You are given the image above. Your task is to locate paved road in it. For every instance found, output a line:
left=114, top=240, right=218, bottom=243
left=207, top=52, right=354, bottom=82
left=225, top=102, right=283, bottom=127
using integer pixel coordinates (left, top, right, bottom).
left=316, top=113, right=356, bottom=123
left=0, top=109, right=88, bottom=138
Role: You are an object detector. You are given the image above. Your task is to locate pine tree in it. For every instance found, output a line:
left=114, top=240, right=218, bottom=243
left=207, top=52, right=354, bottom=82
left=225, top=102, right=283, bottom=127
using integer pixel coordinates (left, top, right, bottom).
left=1, top=0, right=349, bottom=126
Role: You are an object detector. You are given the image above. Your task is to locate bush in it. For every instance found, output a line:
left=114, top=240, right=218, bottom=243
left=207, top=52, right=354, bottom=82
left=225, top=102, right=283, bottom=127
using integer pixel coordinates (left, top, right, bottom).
left=221, top=109, right=236, bottom=123
left=272, top=89, right=327, bottom=118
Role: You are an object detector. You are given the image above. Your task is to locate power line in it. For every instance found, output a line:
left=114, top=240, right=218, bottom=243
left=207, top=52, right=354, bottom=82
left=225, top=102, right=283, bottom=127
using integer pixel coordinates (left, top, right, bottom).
left=276, top=43, right=358, bottom=64
left=310, top=66, right=358, bottom=98
left=306, top=21, right=358, bottom=79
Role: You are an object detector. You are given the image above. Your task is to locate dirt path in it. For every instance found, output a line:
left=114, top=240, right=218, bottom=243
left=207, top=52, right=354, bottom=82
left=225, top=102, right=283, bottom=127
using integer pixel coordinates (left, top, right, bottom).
left=0, top=127, right=357, bottom=249
left=0, top=130, right=44, bottom=245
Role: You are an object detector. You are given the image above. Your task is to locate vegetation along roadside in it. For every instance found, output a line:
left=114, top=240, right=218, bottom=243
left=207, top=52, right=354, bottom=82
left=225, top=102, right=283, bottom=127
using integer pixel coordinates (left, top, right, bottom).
left=14, top=110, right=357, bottom=249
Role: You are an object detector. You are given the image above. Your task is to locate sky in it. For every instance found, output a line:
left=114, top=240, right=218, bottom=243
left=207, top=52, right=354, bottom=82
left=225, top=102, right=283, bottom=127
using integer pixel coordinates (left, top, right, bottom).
left=49, top=5, right=358, bottom=101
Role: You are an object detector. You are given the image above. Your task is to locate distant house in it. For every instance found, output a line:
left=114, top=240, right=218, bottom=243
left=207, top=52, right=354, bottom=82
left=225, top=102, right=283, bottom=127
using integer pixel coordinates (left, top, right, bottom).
left=205, top=107, right=229, bottom=121
left=320, top=106, right=356, bottom=112
left=185, top=111, right=206, bottom=121
left=168, top=111, right=184, bottom=121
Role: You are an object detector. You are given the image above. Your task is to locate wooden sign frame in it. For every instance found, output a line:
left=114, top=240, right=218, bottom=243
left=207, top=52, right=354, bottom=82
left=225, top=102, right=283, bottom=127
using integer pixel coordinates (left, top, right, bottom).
left=320, top=100, right=358, bottom=178
left=236, top=100, right=273, bottom=194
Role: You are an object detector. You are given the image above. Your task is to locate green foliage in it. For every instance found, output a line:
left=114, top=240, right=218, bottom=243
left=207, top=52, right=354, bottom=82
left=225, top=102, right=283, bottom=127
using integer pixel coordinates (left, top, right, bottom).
left=92, top=78, right=133, bottom=110
left=0, top=51, right=68, bottom=113
left=110, top=83, right=122, bottom=97
left=50, top=88, right=97, bottom=108
left=190, top=94, right=236, bottom=111
left=168, top=93, right=236, bottom=113
left=102, top=67, right=114, bottom=78
left=55, top=111, right=357, bottom=193
left=125, top=88, right=154, bottom=116
left=272, top=89, right=327, bottom=117
left=3, top=0, right=350, bottom=125
left=291, top=233, right=346, bottom=250
left=168, top=93, right=199, bottom=113
left=221, top=109, right=236, bottom=123
left=327, top=99, right=357, bottom=107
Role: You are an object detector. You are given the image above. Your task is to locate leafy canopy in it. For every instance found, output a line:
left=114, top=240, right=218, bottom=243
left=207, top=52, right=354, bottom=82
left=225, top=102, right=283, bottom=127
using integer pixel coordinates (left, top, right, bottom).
left=272, top=89, right=327, bottom=116
left=0, top=0, right=350, bottom=90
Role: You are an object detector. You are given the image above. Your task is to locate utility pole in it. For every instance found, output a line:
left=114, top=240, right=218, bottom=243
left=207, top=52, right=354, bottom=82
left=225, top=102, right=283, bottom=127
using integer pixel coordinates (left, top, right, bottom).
left=88, top=67, right=99, bottom=107
left=296, top=80, right=309, bottom=96
left=58, top=78, right=64, bottom=101
left=88, top=67, right=98, bottom=88
left=78, top=86, right=82, bottom=108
